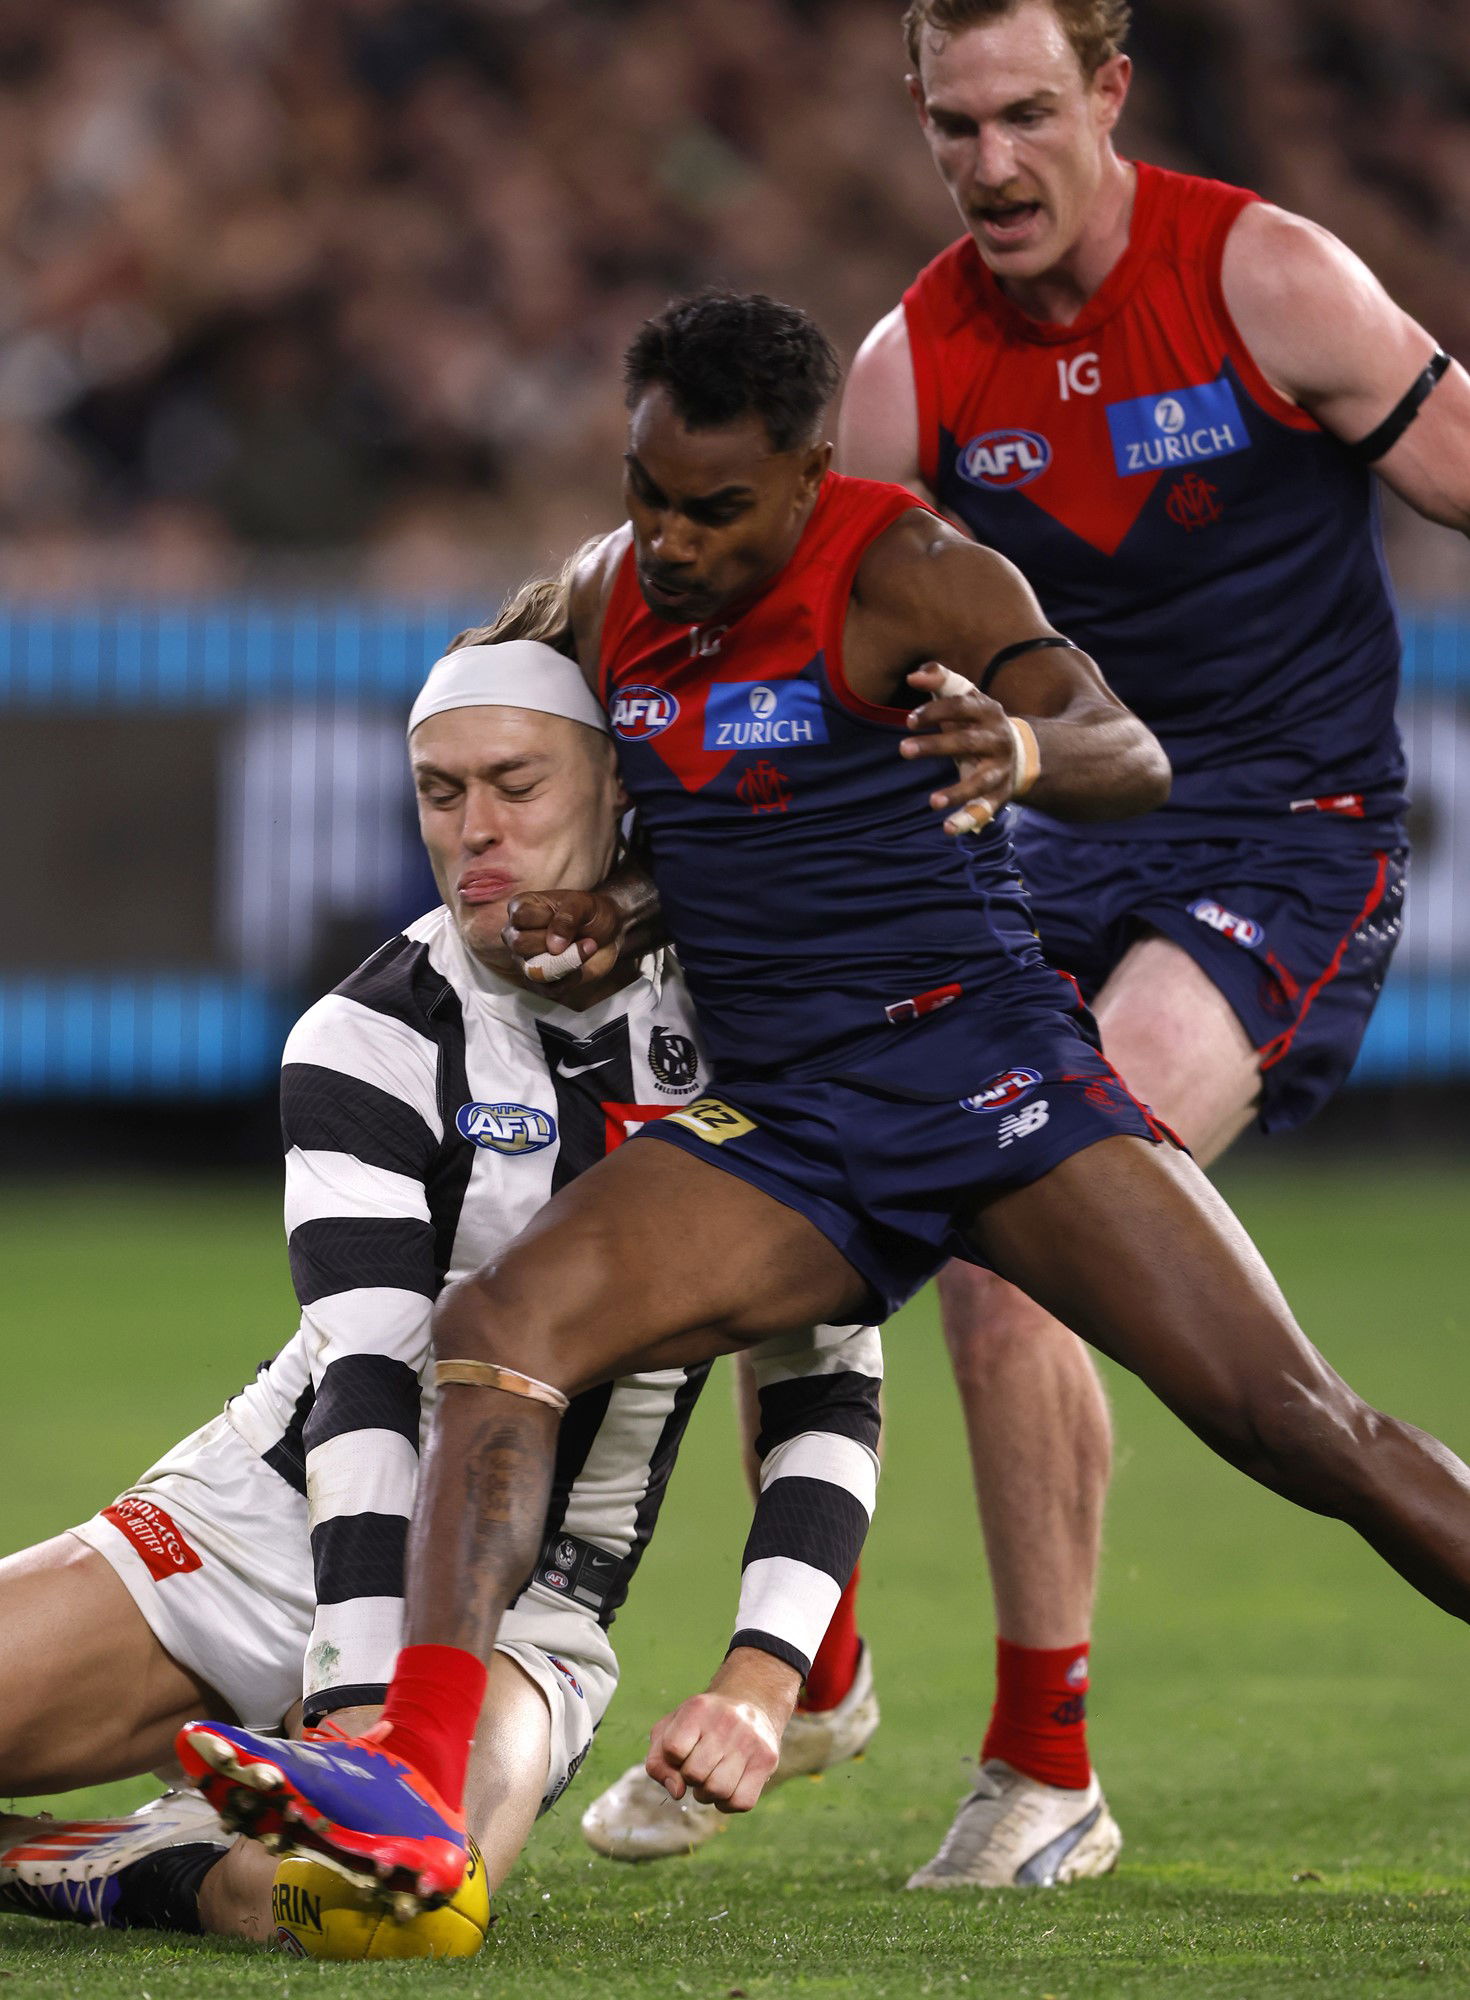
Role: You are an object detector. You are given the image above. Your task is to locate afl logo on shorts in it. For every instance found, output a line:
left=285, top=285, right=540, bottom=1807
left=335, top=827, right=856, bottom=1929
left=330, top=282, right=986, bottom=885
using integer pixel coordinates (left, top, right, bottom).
left=547, top=1654, right=586, bottom=1699
left=960, top=1067, right=1043, bottom=1114
left=1189, top=899, right=1264, bottom=949
left=610, top=686, right=678, bottom=739
left=456, top=1102, right=557, bottom=1154
left=957, top=430, right=1052, bottom=490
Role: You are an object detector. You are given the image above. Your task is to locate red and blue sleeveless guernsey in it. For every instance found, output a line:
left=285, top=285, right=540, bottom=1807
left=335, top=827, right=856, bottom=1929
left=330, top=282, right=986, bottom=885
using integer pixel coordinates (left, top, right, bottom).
left=599, top=472, right=1068, bottom=1078
left=903, top=161, right=1407, bottom=845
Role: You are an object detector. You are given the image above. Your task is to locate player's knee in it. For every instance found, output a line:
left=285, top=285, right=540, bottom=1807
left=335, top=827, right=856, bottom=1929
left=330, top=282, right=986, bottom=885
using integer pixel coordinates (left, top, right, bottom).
left=1222, top=1377, right=1384, bottom=1512
left=431, top=1232, right=620, bottom=1383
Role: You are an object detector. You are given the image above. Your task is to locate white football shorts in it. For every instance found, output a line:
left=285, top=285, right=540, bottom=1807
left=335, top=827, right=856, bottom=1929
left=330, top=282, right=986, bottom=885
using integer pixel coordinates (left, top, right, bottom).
left=70, top=1412, right=617, bottom=1814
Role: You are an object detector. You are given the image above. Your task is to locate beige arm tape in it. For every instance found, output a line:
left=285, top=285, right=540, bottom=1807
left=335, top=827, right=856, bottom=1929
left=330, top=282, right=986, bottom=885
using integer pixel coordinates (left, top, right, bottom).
left=1007, top=716, right=1042, bottom=798
left=434, top=1360, right=570, bottom=1413
left=942, top=714, right=1044, bottom=836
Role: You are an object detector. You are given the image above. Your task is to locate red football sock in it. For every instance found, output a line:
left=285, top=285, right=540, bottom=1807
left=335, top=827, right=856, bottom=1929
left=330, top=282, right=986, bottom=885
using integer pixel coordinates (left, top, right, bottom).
left=799, top=1565, right=862, bottom=1712
left=373, top=1644, right=488, bottom=1813
left=980, top=1637, right=1091, bottom=1792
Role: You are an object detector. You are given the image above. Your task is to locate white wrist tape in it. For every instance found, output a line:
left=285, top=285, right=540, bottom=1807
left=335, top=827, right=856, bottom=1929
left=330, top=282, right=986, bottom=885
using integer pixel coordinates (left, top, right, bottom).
left=524, top=942, right=585, bottom=983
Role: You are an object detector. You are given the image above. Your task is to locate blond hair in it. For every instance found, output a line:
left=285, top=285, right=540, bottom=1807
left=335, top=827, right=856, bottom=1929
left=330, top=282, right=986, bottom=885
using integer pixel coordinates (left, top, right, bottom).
left=448, top=537, right=604, bottom=659
left=903, top=0, right=1130, bottom=81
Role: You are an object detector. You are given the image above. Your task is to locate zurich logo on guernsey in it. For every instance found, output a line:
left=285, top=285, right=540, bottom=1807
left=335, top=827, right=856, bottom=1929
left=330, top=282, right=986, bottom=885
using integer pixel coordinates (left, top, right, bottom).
left=1107, top=377, right=1250, bottom=477
left=704, top=678, right=829, bottom=749
left=456, top=1102, right=558, bottom=1154
left=956, top=429, right=1052, bottom=490
left=610, top=686, right=679, bottom=739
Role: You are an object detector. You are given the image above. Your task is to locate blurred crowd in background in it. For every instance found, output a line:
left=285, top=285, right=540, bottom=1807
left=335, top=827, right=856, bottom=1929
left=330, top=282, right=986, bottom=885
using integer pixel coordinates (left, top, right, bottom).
left=1, top=0, right=1468, bottom=601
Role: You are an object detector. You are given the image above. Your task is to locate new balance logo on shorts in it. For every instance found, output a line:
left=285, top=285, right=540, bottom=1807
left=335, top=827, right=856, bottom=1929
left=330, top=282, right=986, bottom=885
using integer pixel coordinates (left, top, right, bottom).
left=997, top=1101, right=1050, bottom=1148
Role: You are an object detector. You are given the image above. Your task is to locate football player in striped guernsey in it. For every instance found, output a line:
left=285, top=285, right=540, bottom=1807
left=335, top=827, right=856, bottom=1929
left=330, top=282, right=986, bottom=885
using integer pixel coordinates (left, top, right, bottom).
left=0, top=629, right=882, bottom=1942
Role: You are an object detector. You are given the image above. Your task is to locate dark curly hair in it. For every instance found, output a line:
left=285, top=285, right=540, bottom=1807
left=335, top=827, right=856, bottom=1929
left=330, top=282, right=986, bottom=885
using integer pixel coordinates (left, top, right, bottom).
left=623, top=291, right=841, bottom=454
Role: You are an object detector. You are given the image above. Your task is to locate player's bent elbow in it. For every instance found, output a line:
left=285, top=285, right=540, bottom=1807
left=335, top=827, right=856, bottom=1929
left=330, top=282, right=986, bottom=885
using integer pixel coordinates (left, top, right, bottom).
left=1132, top=734, right=1172, bottom=813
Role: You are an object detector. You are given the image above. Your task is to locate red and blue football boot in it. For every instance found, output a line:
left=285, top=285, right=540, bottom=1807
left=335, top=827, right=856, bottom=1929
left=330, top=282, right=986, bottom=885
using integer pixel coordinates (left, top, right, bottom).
left=174, top=1721, right=467, bottom=1908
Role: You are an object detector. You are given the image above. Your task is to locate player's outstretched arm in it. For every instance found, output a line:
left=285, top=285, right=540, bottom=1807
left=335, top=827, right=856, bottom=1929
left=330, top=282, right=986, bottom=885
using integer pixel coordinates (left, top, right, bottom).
left=277, top=994, right=440, bottom=1727
left=1222, top=202, right=1470, bottom=532
left=850, top=513, right=1171, bottom=831
left=647, top=1323, right=883, bottom=1812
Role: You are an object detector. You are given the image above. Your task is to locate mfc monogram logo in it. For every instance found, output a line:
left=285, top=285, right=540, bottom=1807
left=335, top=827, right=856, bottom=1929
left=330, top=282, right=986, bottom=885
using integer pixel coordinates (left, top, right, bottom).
left=735, top=761, right=792, bottom=813
left=1165, top=472, right=1224, bottom=532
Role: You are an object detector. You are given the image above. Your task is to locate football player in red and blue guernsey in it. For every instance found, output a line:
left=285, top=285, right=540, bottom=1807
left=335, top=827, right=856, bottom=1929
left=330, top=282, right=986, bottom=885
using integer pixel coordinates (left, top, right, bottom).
left=831, top=0, right=1470, bottom=1889
left=177, top=293, right=1470, bottom=1910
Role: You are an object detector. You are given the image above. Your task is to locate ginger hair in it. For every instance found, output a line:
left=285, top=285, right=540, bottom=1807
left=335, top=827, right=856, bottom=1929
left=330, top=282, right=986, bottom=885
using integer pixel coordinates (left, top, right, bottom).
left=903, top=0, right=1130, bottom=82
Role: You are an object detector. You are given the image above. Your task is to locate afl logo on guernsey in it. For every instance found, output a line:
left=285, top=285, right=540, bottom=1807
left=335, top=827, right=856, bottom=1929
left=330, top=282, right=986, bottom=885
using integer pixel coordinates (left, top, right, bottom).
left=610, top=686, right=679, bottom=740
left=456, top=1102, right=557, bottom=1154
left=960, top=1067, right=1043, bottom=1113
left=956, top=430, right=1052, bottom=490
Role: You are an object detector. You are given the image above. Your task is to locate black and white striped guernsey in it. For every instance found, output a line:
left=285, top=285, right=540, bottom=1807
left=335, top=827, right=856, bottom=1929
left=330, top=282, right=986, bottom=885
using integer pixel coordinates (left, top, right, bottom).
left=225, top=906, right=883, bottom=1722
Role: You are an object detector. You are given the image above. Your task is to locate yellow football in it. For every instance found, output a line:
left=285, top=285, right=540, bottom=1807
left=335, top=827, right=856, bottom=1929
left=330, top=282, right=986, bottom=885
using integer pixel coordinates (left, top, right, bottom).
left=271, top=1839, right=489, bottom=1959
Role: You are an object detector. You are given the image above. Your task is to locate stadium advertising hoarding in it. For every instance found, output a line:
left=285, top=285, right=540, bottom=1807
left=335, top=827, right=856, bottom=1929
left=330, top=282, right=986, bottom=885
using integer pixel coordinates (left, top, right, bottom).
left=0, top=603, right=1466, bottom=1097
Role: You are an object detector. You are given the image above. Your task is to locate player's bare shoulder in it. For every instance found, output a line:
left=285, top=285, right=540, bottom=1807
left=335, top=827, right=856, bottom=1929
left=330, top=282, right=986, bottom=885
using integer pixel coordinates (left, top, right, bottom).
left=838, top=307, right=926, bottom=491
left=853, top=508, right=1036, bottom=629
left=1221, top=201, right=1434, bottom=416
left=846, top=508, right=1055, bottom=698
left=568, top=526, right=633, bottom=674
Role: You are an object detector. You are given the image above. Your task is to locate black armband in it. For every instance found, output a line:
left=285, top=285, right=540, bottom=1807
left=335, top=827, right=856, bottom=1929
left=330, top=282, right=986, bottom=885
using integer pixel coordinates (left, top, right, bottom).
left=1345, top=349, right=1450, bottom=465
left=980, top=634, right=1081, bottom=693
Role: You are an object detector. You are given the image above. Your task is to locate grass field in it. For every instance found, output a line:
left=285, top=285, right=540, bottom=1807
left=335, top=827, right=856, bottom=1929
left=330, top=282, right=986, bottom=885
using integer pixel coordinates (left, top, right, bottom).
left=4, top=1163, right=1470, bottom=1997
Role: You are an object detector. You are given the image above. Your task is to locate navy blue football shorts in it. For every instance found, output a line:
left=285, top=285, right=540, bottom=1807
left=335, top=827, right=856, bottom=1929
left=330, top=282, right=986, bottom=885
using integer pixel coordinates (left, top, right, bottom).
left=637, top=989, right=1176, bottom=1321
left=1012, top=821, right=1407, bottom=1135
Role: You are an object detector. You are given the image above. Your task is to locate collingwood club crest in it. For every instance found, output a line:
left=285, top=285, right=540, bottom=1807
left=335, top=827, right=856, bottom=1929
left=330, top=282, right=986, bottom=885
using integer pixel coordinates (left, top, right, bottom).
left=648, top=1026, right=699, bottom=1094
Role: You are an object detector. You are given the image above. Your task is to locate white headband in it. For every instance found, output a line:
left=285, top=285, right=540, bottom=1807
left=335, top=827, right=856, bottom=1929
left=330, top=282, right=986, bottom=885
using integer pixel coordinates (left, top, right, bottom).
left=407, top=640, right=608, bottom=742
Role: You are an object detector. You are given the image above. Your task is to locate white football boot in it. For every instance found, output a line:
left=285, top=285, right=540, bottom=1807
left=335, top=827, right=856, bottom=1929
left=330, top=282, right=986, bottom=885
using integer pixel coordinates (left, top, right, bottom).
left=0, top=1789, right=229, bottom=1927
left=905, top=1759, right=1122, bottom=1889
left=581, top=1642, right=880, bottom=1861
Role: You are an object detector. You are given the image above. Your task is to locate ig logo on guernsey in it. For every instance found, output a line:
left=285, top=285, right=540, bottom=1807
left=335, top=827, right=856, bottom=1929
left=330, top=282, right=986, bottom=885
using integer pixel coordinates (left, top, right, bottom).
left=610, top=686, right=678, bottom=740
left=956, top=430, right=1052, bottom=490
left=456, top=1102, right=558, bottom=1154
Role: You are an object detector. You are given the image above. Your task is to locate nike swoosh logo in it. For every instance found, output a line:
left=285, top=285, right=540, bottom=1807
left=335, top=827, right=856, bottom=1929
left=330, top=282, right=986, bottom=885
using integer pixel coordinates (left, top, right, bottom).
left=556, top=1058, right=613, bottom=1078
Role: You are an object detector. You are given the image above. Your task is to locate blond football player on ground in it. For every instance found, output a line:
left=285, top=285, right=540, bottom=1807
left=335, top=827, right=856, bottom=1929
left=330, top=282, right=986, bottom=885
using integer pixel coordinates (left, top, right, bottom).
left=0, top=617, right=882, bottom=1945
